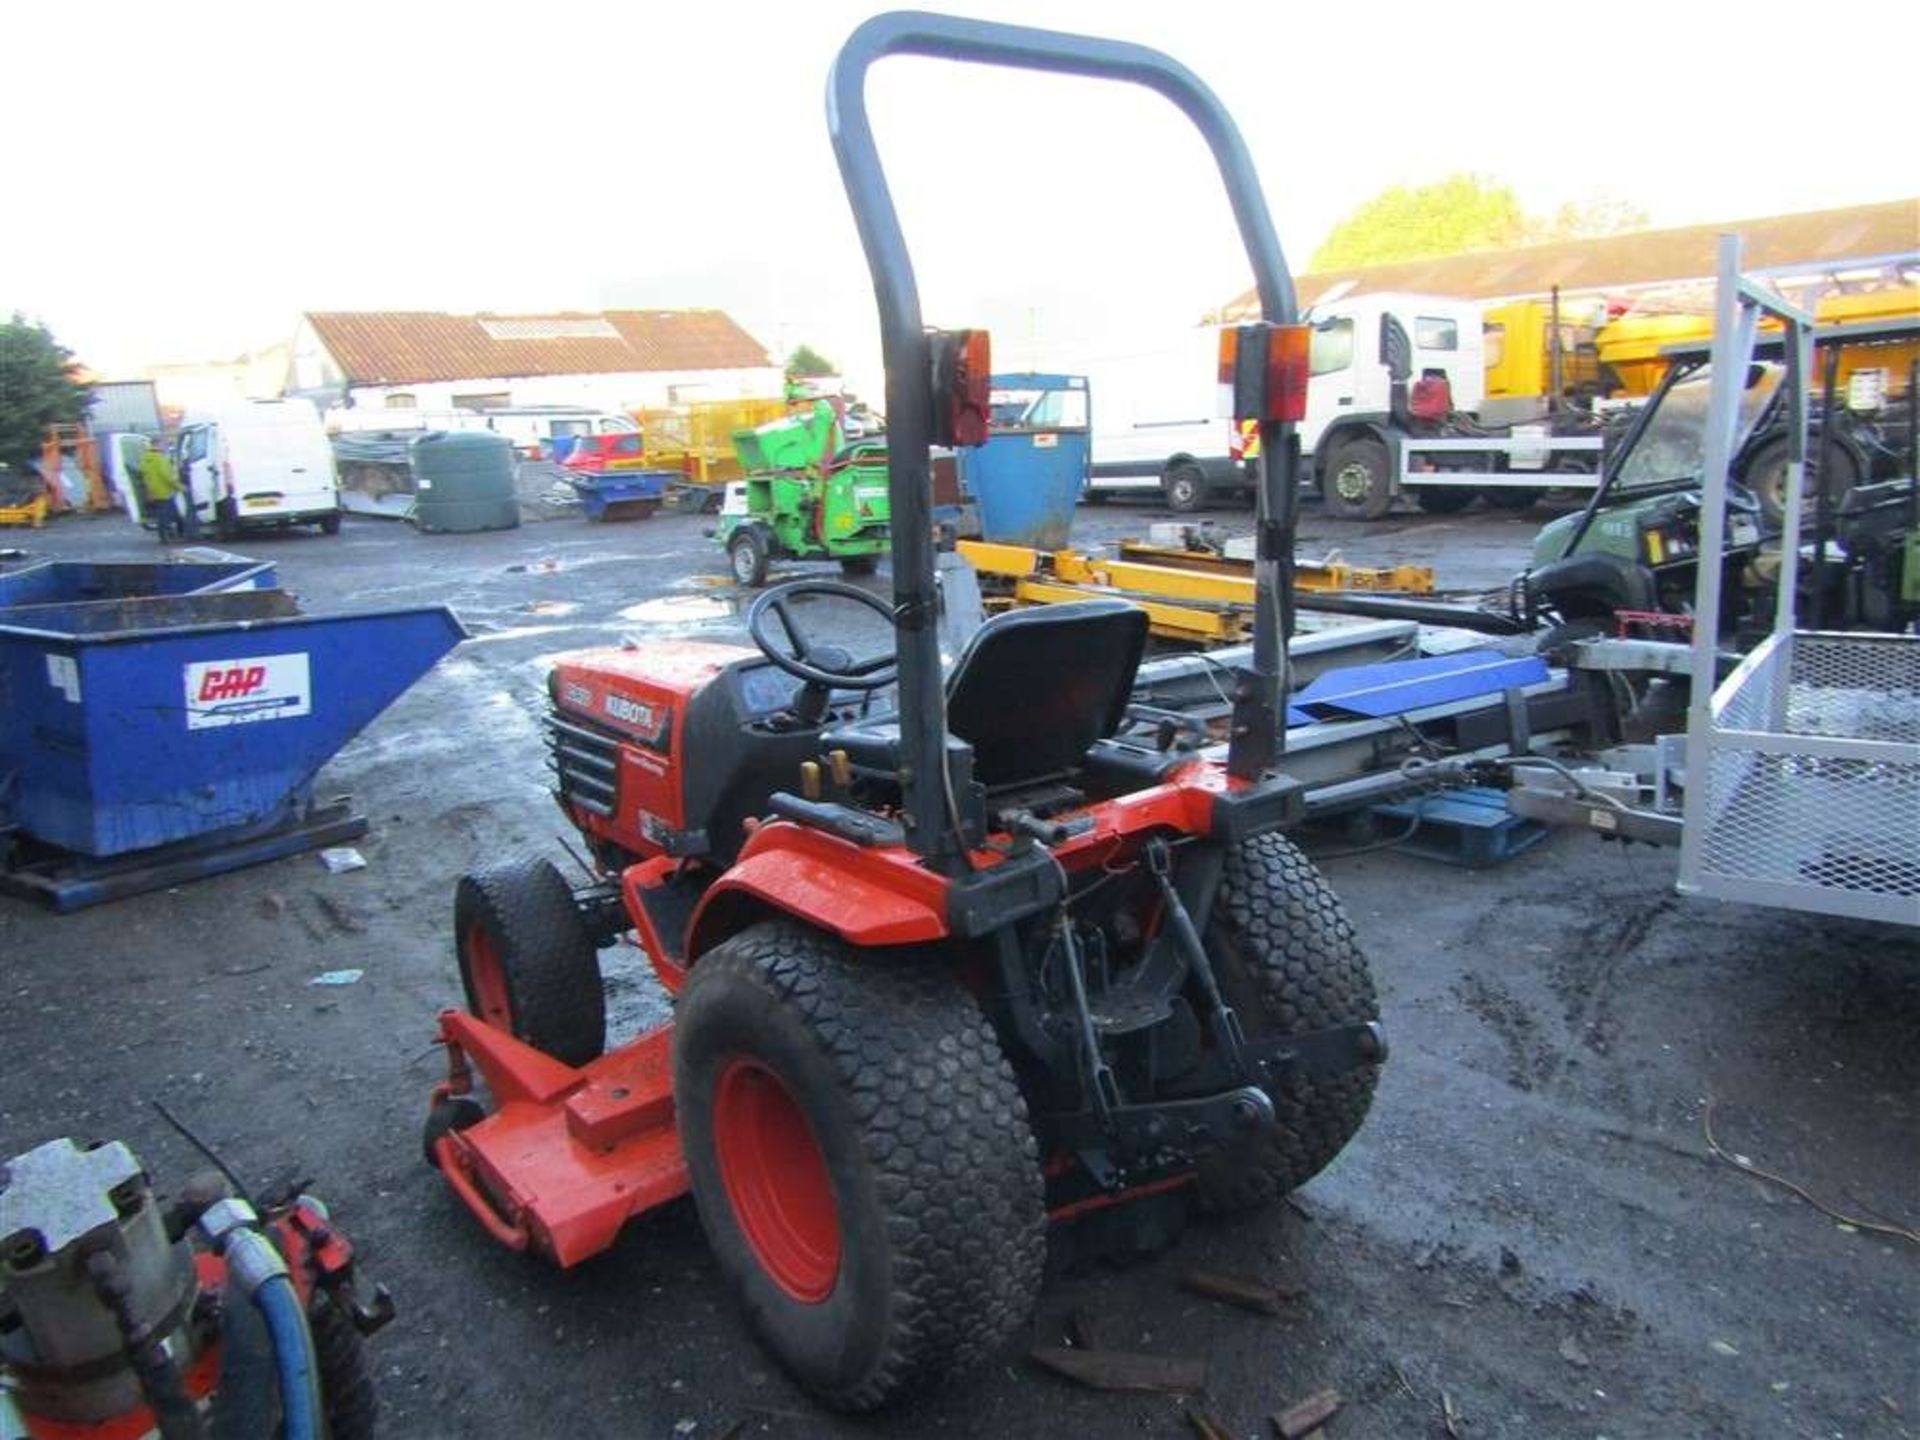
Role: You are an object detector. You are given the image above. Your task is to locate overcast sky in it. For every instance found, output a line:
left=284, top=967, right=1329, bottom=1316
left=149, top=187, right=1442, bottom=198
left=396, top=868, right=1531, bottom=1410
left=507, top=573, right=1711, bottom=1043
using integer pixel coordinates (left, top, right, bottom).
left=5, top=0, right=1915, bottom=396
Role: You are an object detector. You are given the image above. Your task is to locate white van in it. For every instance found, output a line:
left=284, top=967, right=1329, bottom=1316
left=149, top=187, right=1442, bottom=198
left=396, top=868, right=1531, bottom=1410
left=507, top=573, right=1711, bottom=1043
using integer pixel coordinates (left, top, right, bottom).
left=1081, top=325, right=1250, bottom=512
left=177, top=400, right=341, bottom=536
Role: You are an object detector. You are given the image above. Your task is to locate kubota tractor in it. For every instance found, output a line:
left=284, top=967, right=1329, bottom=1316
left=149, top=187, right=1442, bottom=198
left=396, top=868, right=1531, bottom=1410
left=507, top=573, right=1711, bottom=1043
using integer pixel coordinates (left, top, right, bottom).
left=424, top=13, right=1386, bottom=1412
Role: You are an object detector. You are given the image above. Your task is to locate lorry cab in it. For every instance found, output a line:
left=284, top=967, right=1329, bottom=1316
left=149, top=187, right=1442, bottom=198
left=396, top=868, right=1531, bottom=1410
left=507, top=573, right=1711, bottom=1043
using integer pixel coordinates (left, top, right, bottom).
left=177, top=399, right=341, bottom=536
left=1301, top=292, right=1485, bottom=455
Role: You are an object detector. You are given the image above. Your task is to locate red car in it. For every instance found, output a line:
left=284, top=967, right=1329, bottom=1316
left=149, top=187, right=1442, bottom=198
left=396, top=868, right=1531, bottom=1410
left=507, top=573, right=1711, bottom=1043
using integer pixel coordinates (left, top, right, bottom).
left=560, top=432, right=647, bottom=474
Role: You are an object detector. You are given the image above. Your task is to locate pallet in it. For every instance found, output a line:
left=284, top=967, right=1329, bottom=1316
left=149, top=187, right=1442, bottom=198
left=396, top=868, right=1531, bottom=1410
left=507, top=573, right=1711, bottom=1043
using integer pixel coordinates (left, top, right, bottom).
left=1367, top=785, right=1548, bottom=869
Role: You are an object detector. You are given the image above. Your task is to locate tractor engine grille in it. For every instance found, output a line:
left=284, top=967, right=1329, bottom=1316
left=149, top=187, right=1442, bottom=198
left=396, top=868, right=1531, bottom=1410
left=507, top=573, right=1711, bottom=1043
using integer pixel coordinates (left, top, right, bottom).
left=547, top=709, right=621, bottom=819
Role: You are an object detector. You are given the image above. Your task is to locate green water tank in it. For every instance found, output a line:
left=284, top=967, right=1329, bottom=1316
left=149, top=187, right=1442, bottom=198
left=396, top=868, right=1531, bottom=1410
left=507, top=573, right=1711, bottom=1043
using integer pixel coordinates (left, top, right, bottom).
left=410, top=431, right=520, bottom=533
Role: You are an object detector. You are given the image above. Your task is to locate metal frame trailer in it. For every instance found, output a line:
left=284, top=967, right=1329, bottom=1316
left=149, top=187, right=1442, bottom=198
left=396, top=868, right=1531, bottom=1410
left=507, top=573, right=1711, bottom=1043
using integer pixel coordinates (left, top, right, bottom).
left=1506, top=236, right=1919, bottom=927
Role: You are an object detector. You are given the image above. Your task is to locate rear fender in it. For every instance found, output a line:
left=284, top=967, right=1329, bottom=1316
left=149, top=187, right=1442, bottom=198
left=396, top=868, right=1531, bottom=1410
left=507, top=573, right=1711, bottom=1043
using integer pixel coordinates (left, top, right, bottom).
left=685, top=821, right=950, bottom=960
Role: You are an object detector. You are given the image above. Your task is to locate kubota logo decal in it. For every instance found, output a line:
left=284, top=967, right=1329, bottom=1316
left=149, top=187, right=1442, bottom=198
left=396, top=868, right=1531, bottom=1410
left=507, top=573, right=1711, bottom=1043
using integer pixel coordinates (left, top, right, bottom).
left=184, top=653, right=312, bottom=729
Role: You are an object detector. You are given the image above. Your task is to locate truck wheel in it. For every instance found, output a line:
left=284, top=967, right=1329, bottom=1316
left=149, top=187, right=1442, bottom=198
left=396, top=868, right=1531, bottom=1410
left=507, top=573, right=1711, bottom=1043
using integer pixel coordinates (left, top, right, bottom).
left=319, top=511, right=342, bottom=535
left=1321, top=436, right=1394, bottom=520
left=1163, top=461, right=1207, bottom=513
left=1194, top=833, right=1382, bottom=1213
left=838, top=554, right=879, bottom=577
left=1482, top=487, right=1545, bottom=512
left=1746, top=438, right=1857, bottom=529
left=675, top=921, right=1045, bottom=1412
left=1414, top=487, right=1474, bottom=515
left=454, top=858, right=605, bottom=1067
left=729, top=527, right=770, bottom=587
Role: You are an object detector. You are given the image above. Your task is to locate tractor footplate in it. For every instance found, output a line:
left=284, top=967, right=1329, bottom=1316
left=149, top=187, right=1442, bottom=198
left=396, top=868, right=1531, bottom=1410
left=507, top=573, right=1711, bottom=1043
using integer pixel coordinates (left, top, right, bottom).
left=430, top=1012, right=688, bottom=1267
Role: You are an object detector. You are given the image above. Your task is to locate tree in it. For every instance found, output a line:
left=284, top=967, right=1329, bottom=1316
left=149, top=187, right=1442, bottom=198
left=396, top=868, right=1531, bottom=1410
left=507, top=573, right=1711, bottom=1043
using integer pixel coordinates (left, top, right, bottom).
left=0, top=316, right=92, bottom=468
left=1528, top=194, right=1651, bottom=245
left=785, top=344, right=837, bottom=379
left=1310, top=173, right=1529, bottom=273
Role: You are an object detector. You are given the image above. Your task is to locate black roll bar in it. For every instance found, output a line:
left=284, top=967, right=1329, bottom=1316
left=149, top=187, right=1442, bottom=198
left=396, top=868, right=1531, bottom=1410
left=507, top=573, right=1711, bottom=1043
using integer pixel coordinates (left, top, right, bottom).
left=828, top=11, right=1301, bottom=866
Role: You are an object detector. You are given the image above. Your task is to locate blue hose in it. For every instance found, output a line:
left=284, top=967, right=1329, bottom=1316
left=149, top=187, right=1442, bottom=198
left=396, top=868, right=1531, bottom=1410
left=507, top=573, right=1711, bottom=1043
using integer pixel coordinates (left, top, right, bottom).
left=254, top=1272, right=323, bottom=1440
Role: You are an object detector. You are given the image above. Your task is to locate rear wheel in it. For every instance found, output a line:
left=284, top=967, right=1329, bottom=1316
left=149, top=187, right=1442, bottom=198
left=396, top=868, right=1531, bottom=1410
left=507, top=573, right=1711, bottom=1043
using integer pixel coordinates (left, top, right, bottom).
left=1746, top=437, right=1858, bottom=529
left=838, top=553, right=879, bottom=577
left=729, top=527, right=770, bottom=587
left=675, top=921, right=1045, bottom=1411
left=453, top=858, right=604, bottom=1067
left=319, top=511, right=342, bottom=535
left=1321, top=435, right=1394, bottom=520
left=1194, top=834, right=1382, bottom=1213
left=1163, top=461, right=1207, bottom=513
left=1414, top=487, right=1475, bottom=515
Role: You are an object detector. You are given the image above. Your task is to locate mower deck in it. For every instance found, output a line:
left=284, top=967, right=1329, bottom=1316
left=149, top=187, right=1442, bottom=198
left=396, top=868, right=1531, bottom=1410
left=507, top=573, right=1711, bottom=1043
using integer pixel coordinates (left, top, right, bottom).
left=435, top=1012, right=687, bottom=1266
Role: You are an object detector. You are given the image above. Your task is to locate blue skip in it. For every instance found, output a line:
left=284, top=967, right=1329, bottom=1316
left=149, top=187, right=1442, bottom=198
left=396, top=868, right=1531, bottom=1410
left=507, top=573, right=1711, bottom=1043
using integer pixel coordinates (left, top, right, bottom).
left=0, top=560, right=464, bottom=910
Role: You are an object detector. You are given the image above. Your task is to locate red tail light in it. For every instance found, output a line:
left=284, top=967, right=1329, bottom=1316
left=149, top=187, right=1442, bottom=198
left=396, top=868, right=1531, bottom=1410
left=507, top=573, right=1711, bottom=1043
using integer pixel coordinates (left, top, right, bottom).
left=929, top=329, right=991, bottom=447
left=1220, top=323, right=1311, bottom=425
left=1264, top=324, right=1311, bottom=423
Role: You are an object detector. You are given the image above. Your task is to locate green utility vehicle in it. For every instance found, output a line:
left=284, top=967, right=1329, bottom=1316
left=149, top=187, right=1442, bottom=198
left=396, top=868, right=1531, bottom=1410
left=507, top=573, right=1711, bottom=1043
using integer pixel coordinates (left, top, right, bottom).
left=1525, top=316, right=1917, bottom=641
left=715, top=401, right=892, bottom=587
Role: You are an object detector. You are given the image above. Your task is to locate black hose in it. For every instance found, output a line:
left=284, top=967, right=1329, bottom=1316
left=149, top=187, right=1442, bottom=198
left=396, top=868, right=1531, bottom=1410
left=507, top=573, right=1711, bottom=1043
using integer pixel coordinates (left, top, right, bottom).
left=207, top=1279, right=277, bottom=1440
left=83, top=1250, right=208, bottom=1440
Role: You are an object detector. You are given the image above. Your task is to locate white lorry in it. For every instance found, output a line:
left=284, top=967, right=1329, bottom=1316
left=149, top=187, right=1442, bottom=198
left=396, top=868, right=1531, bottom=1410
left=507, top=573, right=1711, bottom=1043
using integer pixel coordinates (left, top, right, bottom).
left=1081, top=293, right=1604, bottom=515
left=1301, top=291, right=1603, bottom=520
left=175, top=399, right=342, bottom=536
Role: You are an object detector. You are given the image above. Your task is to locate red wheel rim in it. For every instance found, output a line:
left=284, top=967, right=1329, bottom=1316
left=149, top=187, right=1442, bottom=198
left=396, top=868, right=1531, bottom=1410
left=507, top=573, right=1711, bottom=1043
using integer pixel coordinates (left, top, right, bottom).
left=712, top=1057, right=841, bottom=1303
left=464, top=925, right=513, bottom=1031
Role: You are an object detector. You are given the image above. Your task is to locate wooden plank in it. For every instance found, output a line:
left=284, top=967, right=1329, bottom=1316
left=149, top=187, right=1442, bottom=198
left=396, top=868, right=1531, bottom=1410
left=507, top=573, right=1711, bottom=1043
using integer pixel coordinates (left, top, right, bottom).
left=1272, top=1389, right=1345, bottom=1438
left=1179, top=1267, right=1300, bottom=1316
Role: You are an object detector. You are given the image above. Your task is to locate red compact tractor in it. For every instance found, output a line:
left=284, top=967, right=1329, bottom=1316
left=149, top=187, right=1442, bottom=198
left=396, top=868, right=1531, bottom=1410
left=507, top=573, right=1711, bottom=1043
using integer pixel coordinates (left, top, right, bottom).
left=424, top=12, right=1386, bottom=1412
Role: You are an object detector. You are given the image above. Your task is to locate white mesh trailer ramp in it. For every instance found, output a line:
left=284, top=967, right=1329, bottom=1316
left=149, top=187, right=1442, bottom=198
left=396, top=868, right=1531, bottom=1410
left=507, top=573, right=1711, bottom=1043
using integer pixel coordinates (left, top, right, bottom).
left=1674, top=235, right=1920, bottom=926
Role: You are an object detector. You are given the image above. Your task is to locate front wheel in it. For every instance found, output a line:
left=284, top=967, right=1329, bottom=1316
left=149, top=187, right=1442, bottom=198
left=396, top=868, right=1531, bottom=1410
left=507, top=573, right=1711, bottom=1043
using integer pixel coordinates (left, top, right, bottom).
left=728, top=527, right=770, bottom=587
left=1321, top=436, right=1395, bottom=520
left=1163, top=461, right=1207, bottom=513
left=675, top=922, right=1045, bottom=1411
left=319, top=511, right=342, bottom=535
left=1193, top=833, right=1382, bottom=1212
left=453, top=858, right=605, bottom=1067
left=837, top=553, right=879, bottom=577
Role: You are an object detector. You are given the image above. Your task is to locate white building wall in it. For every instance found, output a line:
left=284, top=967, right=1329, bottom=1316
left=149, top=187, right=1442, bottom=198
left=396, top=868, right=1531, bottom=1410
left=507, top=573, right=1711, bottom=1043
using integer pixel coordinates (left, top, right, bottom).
left=343, top=367, right=783, bottom=416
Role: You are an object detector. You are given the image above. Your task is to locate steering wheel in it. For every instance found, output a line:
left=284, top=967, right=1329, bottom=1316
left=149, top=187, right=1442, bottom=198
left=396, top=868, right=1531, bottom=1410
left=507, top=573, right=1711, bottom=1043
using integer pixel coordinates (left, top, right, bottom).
left=745, top=580, right=898, bottom=691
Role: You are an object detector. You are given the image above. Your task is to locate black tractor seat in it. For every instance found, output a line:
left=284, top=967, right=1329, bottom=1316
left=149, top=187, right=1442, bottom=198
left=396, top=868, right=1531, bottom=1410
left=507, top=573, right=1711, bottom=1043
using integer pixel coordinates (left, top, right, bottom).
left=823, top=599, right=1150, bottom=794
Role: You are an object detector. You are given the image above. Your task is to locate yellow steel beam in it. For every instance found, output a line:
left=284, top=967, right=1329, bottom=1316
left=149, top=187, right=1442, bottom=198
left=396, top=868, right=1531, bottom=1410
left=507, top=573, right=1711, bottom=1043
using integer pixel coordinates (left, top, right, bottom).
left=1011, top=578, right=1245, bottom=644
left=955, top=539, right=1043, bottom=576
left=1114, top=539, right=1433, bottom=594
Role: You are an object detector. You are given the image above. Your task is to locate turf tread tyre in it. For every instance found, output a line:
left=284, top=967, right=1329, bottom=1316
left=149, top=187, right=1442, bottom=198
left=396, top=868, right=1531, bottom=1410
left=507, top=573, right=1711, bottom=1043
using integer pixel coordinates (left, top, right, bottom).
left=311, top=1292, right=378, bottom=1440
left=676, top=921, right=1045, bottom=1411
left=454, top=858, right=604, bottom=1066
left=1194, top=834, right=1381, bottom=1213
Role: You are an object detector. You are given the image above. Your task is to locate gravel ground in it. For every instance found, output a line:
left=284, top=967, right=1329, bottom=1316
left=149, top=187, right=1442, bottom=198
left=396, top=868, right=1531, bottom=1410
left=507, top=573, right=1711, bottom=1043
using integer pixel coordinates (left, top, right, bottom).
left=2, top=492, right=1915, bottom=1439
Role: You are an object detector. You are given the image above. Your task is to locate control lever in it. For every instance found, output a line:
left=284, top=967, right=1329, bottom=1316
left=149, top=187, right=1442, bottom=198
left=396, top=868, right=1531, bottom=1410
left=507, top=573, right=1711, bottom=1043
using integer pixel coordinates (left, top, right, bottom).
left=1145, top=838, right=1246, bottom=1070
left=1002, top=808, right=1094, bottom=846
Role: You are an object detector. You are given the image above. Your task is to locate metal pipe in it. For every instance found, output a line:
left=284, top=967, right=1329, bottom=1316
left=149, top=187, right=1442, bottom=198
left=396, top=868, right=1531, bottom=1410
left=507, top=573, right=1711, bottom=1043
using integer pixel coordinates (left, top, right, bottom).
left=826, top=12, right=1298, bottom=859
